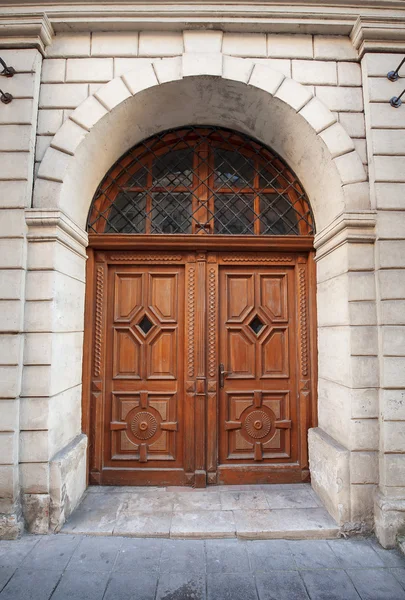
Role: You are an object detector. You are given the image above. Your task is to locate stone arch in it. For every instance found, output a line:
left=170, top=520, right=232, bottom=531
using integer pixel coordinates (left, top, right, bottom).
left=33, top=54, right=368, bottom=233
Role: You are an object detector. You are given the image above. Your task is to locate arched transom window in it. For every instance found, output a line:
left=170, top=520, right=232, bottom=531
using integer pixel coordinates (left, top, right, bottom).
left=88, top=127, right=314, bottom=236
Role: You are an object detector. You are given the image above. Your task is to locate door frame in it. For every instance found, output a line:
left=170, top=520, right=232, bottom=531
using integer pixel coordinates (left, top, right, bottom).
left=82, top=234, right=317, bottom=487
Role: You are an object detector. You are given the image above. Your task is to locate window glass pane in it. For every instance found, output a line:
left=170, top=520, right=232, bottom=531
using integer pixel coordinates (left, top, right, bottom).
left=152, top=148, right=194, bottom=188
left=214, top=194, right=255, bottom=234
left=214, top=149, right=254, bottom=189
left=260, top=194, right=298, bottom=235
left=151, top=192, right=192, bottom=234
left=124, top=162, right=149, bottom=187
left=104, top=192, right=147, bottom=233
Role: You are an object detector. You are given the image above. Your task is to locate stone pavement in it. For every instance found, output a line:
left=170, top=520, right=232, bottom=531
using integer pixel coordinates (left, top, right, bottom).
left=1, top=534, right=405, bottom=599
left=61, top=484, right=339, bottom=539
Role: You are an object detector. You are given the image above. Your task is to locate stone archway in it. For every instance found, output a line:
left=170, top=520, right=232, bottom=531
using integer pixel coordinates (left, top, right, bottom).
left=26, top=54, right=376, bottom=532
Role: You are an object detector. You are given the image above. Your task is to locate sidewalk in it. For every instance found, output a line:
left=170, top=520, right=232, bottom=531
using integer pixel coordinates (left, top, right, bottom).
left=1, top=534, right=405, bottom=599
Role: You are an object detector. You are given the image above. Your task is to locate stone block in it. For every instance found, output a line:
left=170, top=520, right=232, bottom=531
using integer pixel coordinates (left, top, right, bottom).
left=351, top=356, right=379, bottom=388
left=41, top=59, right=65, bottom=83
left=183, top=30, right=223, bottom=53
left=334, top=151, right=367, bottom=185
left=317, top=274, right=350, bottom=326
left=338, top=62, right=362, bottom=86
left=350, top=484, right=375, bottom=526
left=0, top=431, right=17, bottom=466
left=88, top=83, right=103, bottom=95
left=0, top=239, right=25, bottom=269
left=342, top=181, right=370, bottom=211
left=314, top=36, right=357, bottom=60
left=299, top=97, right=336, bottom=133
left=66, top=58, right=113, bottom=83
left=0, top=400, right=19, bottom=435
left=48, top=385, right=82, bottom=455
left=47, top=33, right=91, bottom=58
left=22, top=493, right=50, bottom=534
left=368, top=77, right=404, bottom=103
left=353, top=139, right=367, bottom=165
left=37, top=109, right=63, bottom=135
left=318, top=326, right=351, bottom=386
left=308, top=427, right=350, bottom=525
left=20, top=397, right=49, bottom=430
left=223, top=33, right=267, bottom=57
left=35, top=136, right=52, bottom=162
left=316, top=86, right=363, bottom=112
left=223, top=56, right=253, bottom=83
left=37, top=147, right=71, bottom=182
left=349, top=418, right=379, bottom=451
left=381, top=300, right=405, bottom=326
left=351, top=388, right=378, bottom=419
left=350, top=452, right=378, bottom=484
left=51, top=119, right=87, bottom=156
left=0, top=49, right=41, bottom=74
left=0, top=270, right=24, bottom=300
left=275, top=78, right=312, bottom=111
left=49, top=434, right=87, bottom=531
left=375, top=156, right=405, bottom=183
left=381, top=389, right=405, bottom=421
left=317, top=378, right=351, bottom=448
left=249, top=63, right=284, bottom=95
left=350, top=326, right=378, bottom=356
left=0, top=153, right=29, bottom=182
left=338, top=112, right=365, bottom=138
left=0, top=365, right=20, bottom=399
left=39, top=83, right=88, bottom=109
left=372, top=131, right=405, bottom=156
left=383, top=357, right=405, bottom=387
left=349, top=301, right=377, bottom=326
left=0, top=180, right=30, bottom=208
left=379, top=269, right=405, bottom=300
left=0, top=300, right=23, bottom=333
left=370, top=103, right=405, bottom=129
left=153, top=57, right=182, bottom=84
left=378, top=211, right=405, bottom=240
left=27, top=239, right=86, bottom=282
left=139, top=31, right=183, bottom=57
left=364, top=53, right=405, bottom=77
left=379, top=241, right=405, bottom=268
left=0, top=125, right=33, bottom=152
left=70, top=95, right=108, bottom=131
left=182, top=52, right=222, bottom=78
left=0, top=99, right=33, bottom=125
left=114, top=57, right=157, bottom=77
left=20, top=430, right=49, bottom=463
left=383, top=422, right=405, bottom=453
left=292, top=60, right=337, bottom=85
left=5, top=74, right=36, bottom=100
left=383, top=454, right=405, bottom=487
left=319, top=122, right=354, bottom=158
left=122, top=63, right=158, bottom=94
left=0, top=334, right=21, bottom=365
left=374, top=495, right=405, bottom=549
left=268, top=34, right=313, bottom=58
left=91, top=32, right=139, bottom=57
left=95, top=77, right=131, bottom=110
left=20, top=463, right=49, bottom=494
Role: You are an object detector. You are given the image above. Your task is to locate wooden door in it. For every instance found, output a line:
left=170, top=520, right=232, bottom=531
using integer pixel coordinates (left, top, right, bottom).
left=85, top=248, right=314, bottom=486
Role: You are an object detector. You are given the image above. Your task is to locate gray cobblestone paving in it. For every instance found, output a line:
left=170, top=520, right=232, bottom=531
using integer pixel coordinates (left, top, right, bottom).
left=1, top=535, right=405, bottom=599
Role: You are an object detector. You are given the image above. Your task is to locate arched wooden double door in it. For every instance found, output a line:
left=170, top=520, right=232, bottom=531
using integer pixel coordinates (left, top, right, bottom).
left=83, top=127, right=317, bottom=487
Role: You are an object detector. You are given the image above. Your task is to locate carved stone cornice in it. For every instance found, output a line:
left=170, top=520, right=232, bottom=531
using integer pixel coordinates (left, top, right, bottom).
left=25, top=209, right=88, bottom=257
left=0, top=14, right=53, bottom=54
left=314, top=210, right=376, bottom=261
left=352, top=16, right=405, bottom=56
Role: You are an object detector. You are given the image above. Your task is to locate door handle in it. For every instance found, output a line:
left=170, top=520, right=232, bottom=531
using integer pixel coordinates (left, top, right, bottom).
left=219, top=363, right=230, bottom=388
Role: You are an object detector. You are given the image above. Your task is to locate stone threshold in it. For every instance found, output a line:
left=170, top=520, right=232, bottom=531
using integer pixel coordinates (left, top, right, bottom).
left=60, top=483, right=340, bottom=540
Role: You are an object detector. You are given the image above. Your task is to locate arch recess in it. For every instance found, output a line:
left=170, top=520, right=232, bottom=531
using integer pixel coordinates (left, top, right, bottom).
left=34, top=54, right=369, bottom=233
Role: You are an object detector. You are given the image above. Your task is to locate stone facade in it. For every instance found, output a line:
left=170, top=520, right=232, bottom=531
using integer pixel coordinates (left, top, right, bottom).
left=0, top=2, right=405, bottom=547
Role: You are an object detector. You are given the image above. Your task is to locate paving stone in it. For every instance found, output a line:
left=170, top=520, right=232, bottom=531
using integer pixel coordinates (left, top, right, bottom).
left=171, top=511, right=235, bottom=538
left=21, top=535, right=80, bottom=570
left=66, top=535, right=123, bottom=572
left=288, top=540, right=340, bottom=569
left=50, top=569, right=110, bottom=600
left=113, top=511, right=172, bottom=537
left=125, top=492, right=175, bottom=513
left=156, top=573, right=206, bottom=600
left=255, top=570, right=309, bottom=600
left=207, top=573, right=258, bottom=600
left=263, top=487, right=321, bottom=509
left=247, top=539, right=295, bottom=571
left=391, top=568, right=405, bottom=591
left=114, top=537, right=162, bottom=572
left=160, top=539, right=205, bottom=573
left=61, top=507, right=116, bottom=535
left=104, top=571, right=157, bottom=600
left=0, top=568, right=14, bottom=593
left=347, top=568, right=405, bottom=600
left=86, top=485, right=163, bottom=493
left=0, top=536, right=40, bottom=568
left=206, top=539, right=250, bottom=573
left=173, top=492, right=221, bottom=511
left=328, top=538, right=385, bottom=568
left=369, top=538, right=405, bottom=567
left=235, top=508, right=339, bottom=539
left=220, top=491, right=268, bottom=510
left=300, top=569, right=361, bottom=600
left=0, top=568, right=62, bottom=600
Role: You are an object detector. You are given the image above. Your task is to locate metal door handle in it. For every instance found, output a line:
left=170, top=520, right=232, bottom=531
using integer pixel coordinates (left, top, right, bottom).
left=219, top=363, right=230, bottom=388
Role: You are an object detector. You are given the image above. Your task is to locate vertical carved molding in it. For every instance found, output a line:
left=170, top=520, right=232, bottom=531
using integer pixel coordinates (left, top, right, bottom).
left=187, top=266, right=196, bottom=378
left=208, top=267, right=216, bottom=378
left=298, top=265, right=308, bottom=378
left=94, top=266, right=104, bottom=377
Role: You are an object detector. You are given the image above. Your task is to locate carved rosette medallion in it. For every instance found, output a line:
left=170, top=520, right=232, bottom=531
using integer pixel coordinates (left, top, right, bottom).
left=244, top=410, right=272, bottom=439
left=130, top=412, right=158, bottom=440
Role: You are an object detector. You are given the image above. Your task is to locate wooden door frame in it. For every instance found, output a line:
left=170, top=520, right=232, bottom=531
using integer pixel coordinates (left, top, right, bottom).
left=82, top=234, right=318, bottom=486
